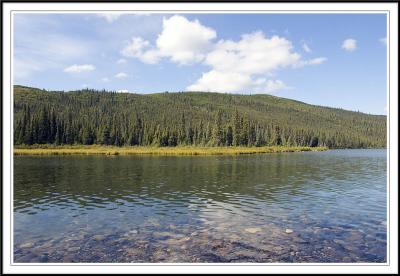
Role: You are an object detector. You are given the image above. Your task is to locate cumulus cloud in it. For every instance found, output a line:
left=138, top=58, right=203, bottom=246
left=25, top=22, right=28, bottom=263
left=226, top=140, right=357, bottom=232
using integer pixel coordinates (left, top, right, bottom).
left=156, top=15, right=217, bottom=64
left=121, top=15, right=326, bottom=94
left=262, top=79, right=291, bottom=93
left=117, top=89, right=129, bottom=93
left=205, top=32, right=302, bottom=76
left=101, top=77, right=110, bottom=82
left=189, top=31, right=324, bottom=93
left=115, top=72, right=128, bottom=79
left=97, top=13, right=122, bottom=23
left=342, top=38, right=357, bottom=51
left=121, top=15, right=216, bottom=65
left=187, top=70, right=290, bottom=94
left=64, top=64, right=95, bottom=73
left=121, top=37, right=150, bottom=57
left=187, top=71, right=253, bottom=93
left=121, top=37, right=160, bottom=64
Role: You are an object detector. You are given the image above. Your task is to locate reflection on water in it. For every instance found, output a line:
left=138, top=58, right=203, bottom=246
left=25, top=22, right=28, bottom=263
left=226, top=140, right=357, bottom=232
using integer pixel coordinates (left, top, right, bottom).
left=13, top=149, right=387, bottom=262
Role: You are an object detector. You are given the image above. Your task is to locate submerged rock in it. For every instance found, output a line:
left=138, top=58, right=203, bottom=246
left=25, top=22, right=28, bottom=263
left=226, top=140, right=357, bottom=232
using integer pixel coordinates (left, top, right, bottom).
left=67, top=246, right=80, bottom=252
left=245, top=227, right=262, bottom=234
left=285, top=229, right=294, bottom=234
left=229, top=234, right=241, bottom=242
left=93, top=235, right=106, bottom=241
left=38, top=241, right=54, bottom=249
left=39, top=254, right=49, bottom=262
left=153, top=232, right=173, bottom=238
left=162, top=236, right=191, bottom=245
left=20, top=242, right=34, bottom=249
left=181, top=237, right=191, bottom=242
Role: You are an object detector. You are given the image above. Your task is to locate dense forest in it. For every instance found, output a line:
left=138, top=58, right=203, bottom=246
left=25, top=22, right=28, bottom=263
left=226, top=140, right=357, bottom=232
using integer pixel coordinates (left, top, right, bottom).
left=13, top=85, right=386, bottom=148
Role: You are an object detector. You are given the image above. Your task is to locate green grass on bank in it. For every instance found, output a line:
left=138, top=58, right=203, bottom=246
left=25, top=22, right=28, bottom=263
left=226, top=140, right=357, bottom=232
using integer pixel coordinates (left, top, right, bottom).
left=14, top=145, right=328, bottom=156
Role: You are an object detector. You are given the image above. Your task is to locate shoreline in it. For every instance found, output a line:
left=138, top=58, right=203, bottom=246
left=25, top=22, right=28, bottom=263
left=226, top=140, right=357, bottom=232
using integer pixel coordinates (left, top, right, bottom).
left=13, top=145, right=328, bottom=156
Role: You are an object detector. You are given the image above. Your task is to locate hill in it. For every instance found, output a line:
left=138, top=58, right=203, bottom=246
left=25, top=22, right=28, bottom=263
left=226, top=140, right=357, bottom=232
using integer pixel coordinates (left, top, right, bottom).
left=13, top=85, right=386, bottom=148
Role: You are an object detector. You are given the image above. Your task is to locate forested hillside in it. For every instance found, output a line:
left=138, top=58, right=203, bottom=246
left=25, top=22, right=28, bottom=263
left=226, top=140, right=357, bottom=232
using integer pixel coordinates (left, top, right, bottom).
left=13, top=85, right=386, bottom=148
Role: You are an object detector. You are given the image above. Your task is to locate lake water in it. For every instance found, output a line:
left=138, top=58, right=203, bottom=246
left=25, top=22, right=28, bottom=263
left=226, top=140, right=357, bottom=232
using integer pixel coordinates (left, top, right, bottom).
left=13, top=149, right=387, bottom=263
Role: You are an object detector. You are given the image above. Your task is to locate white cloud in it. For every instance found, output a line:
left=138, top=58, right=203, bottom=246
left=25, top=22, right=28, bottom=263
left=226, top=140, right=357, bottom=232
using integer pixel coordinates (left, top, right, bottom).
left=101, top=77, right=110, bottom=82
left=117, top=58, right=127, bottom=64
left=187, top=71, right=253, bottom=93
left=308, top=57, right=327, bottom=65
left=187, top=70, right=290, bottom=94
left=189, top=31, right=324, bottom=93
left=115, top=72, right=128, bottom=79
left=205, top=32, right=301, bottom=76
left=380, top=37, right=387, bottom=46
left=117, top=89, right=129, bottom=93
left=64, top=64, right=95, bottom=73
left=120, top=15, right=325, bottom=94
left=121, top=37, right=149, bottom=56
left=121, top=15, right=216, bottom=65
left=302, top=42, right=311, bottom=53
left=121, top=37, right=150, bottom=56
left=138, top=49, right=161, bottom=64
left=155, top=15, right=217, bottom=64
left=342, top=38, right=357, bottom=51
left=263, top=79, right=291, bottom=93
left=97, top=13, right=122, bottom=23
left=121, top=37, right=160, bottom=64
left=97, top=13, right=150, bottom=22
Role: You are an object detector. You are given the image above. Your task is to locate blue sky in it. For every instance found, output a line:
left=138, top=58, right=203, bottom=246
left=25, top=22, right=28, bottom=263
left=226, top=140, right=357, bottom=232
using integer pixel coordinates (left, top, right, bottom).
left=14, top=13, right=387, bottom=115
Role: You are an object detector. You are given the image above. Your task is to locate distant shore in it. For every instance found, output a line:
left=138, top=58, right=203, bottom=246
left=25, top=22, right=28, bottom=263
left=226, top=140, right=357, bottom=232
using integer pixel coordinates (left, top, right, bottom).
left=13, top=145, right=328, bottom=156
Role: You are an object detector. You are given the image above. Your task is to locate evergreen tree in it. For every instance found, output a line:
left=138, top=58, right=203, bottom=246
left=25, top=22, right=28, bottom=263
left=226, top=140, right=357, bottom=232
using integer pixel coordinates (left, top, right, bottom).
left=101, top=126, right=111, bottom=145
left=211, top=110, right=224, bottom=146
left=226, top=126, right=233, bottom=146
left=12, top=85, right=386, bottom=149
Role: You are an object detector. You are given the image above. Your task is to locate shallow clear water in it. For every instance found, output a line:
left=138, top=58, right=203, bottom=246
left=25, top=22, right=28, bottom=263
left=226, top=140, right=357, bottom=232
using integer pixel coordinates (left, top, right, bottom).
left=13, top=149, right=387, bottom=263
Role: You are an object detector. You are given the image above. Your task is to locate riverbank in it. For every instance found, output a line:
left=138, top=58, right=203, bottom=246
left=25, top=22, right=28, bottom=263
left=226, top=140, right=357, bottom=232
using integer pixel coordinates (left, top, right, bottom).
left=13, top=145, right=328, bottom=156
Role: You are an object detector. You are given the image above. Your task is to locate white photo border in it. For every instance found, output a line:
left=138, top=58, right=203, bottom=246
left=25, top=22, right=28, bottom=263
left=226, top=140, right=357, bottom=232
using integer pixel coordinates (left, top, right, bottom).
left=2, top=2, right=398, bottom=274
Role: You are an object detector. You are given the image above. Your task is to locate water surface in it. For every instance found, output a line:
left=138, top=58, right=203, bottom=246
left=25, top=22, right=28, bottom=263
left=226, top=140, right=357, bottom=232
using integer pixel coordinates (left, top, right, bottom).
left=14, top=149, right=387, bottom=262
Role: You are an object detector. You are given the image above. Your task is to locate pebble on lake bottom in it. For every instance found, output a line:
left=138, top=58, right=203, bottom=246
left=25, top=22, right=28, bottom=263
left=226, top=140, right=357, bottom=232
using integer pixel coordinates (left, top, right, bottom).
left=244, top=227, right=262, bottom=234
left=19, top=242, right=34, bottom=249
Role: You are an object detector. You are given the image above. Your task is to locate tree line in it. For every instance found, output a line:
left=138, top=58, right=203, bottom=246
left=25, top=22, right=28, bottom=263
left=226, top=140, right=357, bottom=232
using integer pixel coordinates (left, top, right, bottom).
left=13, top=86, right=386, bottom=148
